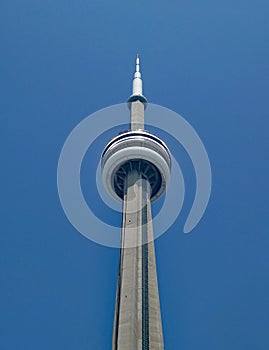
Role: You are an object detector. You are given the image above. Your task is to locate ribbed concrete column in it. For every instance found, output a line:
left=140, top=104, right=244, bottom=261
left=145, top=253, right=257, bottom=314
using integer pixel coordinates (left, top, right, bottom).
left=112, top=98, right=164, bottom=349
left=112, top=172, right=164, bottom=349
left=112, top=170, right=143, bottom=350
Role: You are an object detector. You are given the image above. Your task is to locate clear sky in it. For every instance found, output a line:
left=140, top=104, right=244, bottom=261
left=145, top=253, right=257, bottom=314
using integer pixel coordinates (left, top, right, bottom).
left=2, top=0, right=269, bottom=349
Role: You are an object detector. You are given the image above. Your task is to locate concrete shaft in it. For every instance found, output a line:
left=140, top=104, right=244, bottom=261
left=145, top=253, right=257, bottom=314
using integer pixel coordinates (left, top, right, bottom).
left=131, top=100, right=145, bottom=130
left=112, top=169, right=164, bottom=349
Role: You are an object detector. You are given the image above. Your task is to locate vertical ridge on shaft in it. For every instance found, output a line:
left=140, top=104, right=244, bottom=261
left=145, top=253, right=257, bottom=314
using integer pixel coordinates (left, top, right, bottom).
left=142, top=180, right=149, bottom=350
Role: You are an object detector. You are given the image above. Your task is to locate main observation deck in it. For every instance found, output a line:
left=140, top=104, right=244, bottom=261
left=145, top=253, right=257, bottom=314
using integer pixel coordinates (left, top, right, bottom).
left=102, top=130, right=171, bottom=202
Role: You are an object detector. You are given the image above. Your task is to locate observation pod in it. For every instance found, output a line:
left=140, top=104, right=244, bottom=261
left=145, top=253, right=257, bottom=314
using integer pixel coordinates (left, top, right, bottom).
left=101, top=130, right=171, bottom=202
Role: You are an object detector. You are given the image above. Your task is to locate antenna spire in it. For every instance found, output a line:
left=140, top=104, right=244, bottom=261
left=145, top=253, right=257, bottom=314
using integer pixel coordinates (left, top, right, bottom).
left=128, top=54, right=147, bottom=105
left=135, top=54, right=141, bottom=75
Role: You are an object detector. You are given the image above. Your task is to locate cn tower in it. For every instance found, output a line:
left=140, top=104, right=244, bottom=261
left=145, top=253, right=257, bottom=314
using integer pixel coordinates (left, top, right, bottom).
left=102, top=56, right=171, bottom=349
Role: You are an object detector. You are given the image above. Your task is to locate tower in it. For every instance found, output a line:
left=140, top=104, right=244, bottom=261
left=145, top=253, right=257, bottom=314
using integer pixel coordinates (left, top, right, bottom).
left=102, top=56, right=171, bottom=349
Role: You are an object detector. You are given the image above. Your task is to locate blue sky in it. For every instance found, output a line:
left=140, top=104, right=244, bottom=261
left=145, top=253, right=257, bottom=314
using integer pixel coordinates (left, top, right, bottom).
left=2, top=0, right=269, bottom=349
